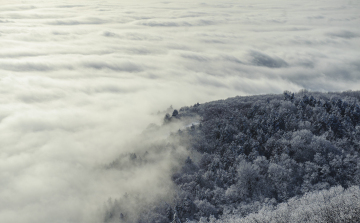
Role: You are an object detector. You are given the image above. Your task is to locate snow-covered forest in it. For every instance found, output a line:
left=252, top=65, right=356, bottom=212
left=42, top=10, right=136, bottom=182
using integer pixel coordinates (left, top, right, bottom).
left=104, top=90, right=360, bottom=223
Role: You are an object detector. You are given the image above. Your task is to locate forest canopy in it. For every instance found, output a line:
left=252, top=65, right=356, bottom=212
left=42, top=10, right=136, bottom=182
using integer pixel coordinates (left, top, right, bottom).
left=104, top=90, right=360, bottom=223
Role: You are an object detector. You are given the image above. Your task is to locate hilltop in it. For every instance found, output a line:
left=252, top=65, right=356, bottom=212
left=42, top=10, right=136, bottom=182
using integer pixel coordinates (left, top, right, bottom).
left=105, top=90, right=360, bottom=223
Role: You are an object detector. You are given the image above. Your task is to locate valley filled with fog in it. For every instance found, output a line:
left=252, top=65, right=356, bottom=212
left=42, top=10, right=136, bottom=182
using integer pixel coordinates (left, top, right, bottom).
left=0, top=0, right=359, bottom=222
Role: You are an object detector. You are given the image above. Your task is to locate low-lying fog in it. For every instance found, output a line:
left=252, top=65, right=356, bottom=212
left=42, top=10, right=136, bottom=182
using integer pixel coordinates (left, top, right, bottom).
left=0, top=0, right=359, bottom=222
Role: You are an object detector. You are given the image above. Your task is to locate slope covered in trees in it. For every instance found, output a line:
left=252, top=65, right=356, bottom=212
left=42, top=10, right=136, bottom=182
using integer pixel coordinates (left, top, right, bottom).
left=104, top=90, right=360, bottom=223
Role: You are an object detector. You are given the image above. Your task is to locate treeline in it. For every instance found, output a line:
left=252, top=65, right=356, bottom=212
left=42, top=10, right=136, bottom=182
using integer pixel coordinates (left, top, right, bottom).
left=105, top=90, right=360, bottom=223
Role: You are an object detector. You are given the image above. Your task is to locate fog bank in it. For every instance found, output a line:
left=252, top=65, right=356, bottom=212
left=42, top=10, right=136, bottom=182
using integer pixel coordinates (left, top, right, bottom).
left=0, top=0, right=359, bottom=222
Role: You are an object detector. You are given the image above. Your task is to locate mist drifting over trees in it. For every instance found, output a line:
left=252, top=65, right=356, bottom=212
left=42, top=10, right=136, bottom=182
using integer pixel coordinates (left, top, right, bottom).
left=1, top=0, right=359, bottom=222
left=102, top=90, right=360, bottom=223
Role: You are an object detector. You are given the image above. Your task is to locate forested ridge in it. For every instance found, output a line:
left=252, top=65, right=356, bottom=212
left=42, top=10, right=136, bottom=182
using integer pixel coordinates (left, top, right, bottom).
left=104, top=90, right=360, bottom=223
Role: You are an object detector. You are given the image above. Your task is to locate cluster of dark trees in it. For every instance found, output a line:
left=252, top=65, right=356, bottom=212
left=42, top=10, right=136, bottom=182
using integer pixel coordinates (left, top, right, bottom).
left=104, top=90, right=360, bottom=223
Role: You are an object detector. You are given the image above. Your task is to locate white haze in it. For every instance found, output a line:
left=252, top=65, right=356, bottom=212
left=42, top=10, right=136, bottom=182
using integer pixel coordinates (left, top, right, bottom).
left=0, top=0, right=359, bottom=222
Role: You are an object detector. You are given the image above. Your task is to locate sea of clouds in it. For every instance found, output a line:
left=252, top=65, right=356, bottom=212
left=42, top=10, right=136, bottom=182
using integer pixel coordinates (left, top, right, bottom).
left=0, top=0, right=359, bottom=222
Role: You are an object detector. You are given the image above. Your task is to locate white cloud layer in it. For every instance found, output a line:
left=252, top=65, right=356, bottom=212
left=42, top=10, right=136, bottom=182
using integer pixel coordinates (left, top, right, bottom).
left=0, top=0, right=359, bottom=222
